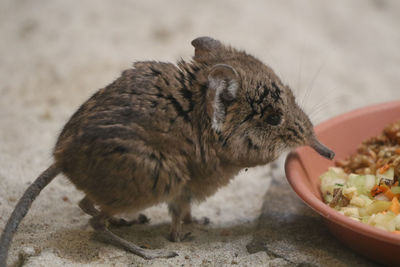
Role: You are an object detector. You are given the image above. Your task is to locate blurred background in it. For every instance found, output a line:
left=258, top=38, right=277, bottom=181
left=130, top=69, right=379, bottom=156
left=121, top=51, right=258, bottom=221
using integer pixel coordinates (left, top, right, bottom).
left=0, top=0, right=399, bottom=266
left=1, top=0, right=400, bottom=159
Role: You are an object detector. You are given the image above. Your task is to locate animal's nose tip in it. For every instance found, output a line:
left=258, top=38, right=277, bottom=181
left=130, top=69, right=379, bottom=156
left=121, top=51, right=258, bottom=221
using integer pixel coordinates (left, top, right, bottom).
left=310, top=138, right=335, bottom=160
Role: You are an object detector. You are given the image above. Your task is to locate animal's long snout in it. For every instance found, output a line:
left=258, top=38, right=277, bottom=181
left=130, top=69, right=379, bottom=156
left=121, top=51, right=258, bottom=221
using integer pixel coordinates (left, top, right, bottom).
left=309, top=138, right=335, bottom=160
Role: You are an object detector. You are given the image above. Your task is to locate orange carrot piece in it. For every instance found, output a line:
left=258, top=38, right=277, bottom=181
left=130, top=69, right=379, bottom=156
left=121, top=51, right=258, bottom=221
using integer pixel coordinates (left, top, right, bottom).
left=393, top=231, right=400, bottom=234
left=385, top=189, right=395, bottom=200
left=371, top=185, right=383, bottom=197
left=379, top=164, right=390, bottom=174
left=371, top=185, right=391, bottom=197
left=380, top=185, right=389, bottom=192
left=389, top=196, right=400, bottom=214
left=394, top=181, right=399, bottom=186
left=395, top=148, right=400, bottom=155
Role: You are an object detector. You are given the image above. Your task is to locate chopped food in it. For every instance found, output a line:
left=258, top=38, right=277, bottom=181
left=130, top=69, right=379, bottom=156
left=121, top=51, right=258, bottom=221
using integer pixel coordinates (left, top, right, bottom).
left=320, top=120, right=400, bottom=233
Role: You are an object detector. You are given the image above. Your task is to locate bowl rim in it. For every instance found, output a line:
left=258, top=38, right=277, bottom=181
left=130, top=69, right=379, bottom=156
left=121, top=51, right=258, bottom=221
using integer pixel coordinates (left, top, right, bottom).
left=285, top=100, right=400, bottom=245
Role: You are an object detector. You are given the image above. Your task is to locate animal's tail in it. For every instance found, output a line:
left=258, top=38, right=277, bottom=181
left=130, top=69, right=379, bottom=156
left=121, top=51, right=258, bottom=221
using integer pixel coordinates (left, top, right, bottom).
left=0, top=164, right=60, bottom=267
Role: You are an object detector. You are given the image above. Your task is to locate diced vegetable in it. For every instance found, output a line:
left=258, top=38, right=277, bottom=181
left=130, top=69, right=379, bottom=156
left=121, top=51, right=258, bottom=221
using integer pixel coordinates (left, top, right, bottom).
left=384, top=188, right=395, bottom=200
left=377, top=167, right=394, bottom=183
left=390, top=196, right=400, bottom=214
left=364, top=175, right=376, bottom=191
left=342, top=187, right=357, bottom=199
left=359, top=194, right=373, bottom=206
left=371, top=185, right=387, bottom=197
left=340, top=207, right=359, bottom=218
left=358, top=200, right=391, bottom=217
left=347, top=174, right=378, bottom=196
left=391, top=186, right=400, bottom=194
left=350, top=196, right=366, bottom=207
left=329, top=188, right=349, bottom=207
left=395, top=214, right=400, bottom=229
left=374, top=193, right=390, bottom=201
left=368, top=212, right=396, bottom=232
left=320, top=168, right=347, bottom=196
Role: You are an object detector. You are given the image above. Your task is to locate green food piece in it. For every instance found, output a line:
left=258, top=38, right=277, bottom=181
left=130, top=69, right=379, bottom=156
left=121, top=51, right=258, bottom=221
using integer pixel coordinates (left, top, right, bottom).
left=391, top=186, right=400, bottom=194
left=361, top=216, right=370, bottom=223
left=320, top=168, right=347, bottom=195
left=368, top=212, right=396, bottom=232
left=347, top=174, right=376, bottom=195
left=359, top=194, right=373, bottom=206
left=365, top=174, right=377, bottom=191
left=359, top=200, right=391, bottom=217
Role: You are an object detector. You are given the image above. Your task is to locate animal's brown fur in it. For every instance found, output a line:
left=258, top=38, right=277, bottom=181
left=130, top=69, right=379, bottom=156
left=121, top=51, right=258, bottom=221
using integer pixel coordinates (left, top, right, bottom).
left=54, top=38, right=314, bottom=218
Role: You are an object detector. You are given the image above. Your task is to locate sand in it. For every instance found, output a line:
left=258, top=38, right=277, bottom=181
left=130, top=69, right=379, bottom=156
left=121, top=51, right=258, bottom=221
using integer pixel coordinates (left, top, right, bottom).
left=1, top=0, right=399, bottom=266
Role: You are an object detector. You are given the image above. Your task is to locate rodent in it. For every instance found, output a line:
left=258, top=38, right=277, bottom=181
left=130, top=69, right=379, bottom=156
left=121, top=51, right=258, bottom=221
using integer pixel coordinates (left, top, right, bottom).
left=0, top=36, right=334, bottom=264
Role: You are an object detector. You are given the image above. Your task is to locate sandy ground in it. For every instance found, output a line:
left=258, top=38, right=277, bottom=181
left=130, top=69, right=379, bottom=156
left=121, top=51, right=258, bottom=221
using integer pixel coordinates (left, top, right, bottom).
left=0, top=0, right=400, bottom=266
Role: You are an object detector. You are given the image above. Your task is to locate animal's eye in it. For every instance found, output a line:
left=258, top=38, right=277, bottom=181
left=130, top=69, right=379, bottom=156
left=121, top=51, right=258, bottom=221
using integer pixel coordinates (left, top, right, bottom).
left=265, top=113, right=282, bottom=126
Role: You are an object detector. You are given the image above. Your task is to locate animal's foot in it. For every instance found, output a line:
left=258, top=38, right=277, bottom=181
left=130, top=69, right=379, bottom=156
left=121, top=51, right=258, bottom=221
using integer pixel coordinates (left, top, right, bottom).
left=169, top=231, right=193, bottom=242
left=109, top=214, right=150, bottom=227
left=137, top=214, right=150, bottom=224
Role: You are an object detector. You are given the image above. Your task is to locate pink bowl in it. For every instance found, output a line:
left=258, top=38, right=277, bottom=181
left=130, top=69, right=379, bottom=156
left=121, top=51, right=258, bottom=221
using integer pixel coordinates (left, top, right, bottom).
left=285, top=100, right=400, bottom=265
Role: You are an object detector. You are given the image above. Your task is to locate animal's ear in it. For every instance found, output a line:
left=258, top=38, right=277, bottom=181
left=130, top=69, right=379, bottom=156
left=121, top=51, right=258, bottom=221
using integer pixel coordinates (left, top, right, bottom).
left=208, top=64, right=239, bottom=132
left=191, top=36, right=222, bottom=62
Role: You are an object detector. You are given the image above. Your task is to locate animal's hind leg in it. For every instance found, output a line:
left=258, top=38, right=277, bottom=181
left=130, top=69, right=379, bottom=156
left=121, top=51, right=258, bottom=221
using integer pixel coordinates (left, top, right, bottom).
left=79, top=196, right=100, bottom=217
left=90, top=213, right=178, bottom=259
left=79, top=196, right=149, bottom=226
left=108, top=213, right=150, bottom=227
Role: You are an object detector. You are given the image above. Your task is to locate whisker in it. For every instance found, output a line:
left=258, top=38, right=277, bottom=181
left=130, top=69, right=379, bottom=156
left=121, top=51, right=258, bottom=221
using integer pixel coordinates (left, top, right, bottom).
left=306, top=87, right=340, bottom=115
left=309, top=96, right=342, bottom=117
left=309, top=96, right=350, bottom=123
left=301, top=62, right=326, bottom=109
left=309, top=88, right=355, bottom=118
left=294, top=55, right=303, bottom=104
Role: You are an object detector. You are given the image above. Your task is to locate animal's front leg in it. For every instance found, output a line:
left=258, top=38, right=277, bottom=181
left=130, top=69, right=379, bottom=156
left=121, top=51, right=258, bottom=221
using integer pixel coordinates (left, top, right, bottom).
left=168, top=194, right=191, bottom=242
left=182, top=206, right=193, bottom=224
